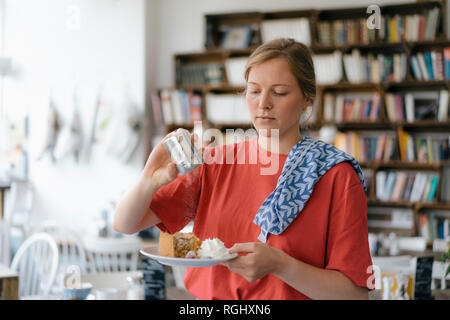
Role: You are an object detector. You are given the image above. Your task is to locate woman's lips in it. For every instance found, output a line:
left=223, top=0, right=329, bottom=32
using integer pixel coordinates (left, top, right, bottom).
left=257, top=116, right=276, bottom=122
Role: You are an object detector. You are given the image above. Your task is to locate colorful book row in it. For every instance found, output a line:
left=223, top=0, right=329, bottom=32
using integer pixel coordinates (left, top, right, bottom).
left=175, top=62, right=225, bottom=86
left=323, top=92, right=381, bottom=123
left=379, top=7, right=441, bottom=43
left=376, top=171, right=439, bottom=203
left=343, top=50, right=407, bottom=83
left=317, top=18, right=376, bottom=46
left=152, top=89, right=203, bottom=125
left=418, top=213, right=450, bottom=243
left=334, top=132, right=398, bottom=162
left=410, top=50, right=447, bottom=81
left=384, top=90, right=448, bottom=122
left=398, top=129, right=450, bottom=163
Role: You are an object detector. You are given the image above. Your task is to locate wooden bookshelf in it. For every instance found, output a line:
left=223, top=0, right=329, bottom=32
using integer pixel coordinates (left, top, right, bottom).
left=149, top=1, right=450, bottom=246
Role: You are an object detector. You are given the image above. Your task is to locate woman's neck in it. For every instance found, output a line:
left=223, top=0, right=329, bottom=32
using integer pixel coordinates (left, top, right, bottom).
left=258, top=130, right=302, bottom=155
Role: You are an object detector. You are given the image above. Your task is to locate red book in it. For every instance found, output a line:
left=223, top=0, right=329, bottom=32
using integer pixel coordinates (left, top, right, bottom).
left=188, top=91, right=203, bottom=123
left=375, top=135, right=387, bottom=161
left=369, top=93, right=381, bottom=122
left=418, top=14, right=425, bottom=40
left=394, top=94, right=404, bottom=122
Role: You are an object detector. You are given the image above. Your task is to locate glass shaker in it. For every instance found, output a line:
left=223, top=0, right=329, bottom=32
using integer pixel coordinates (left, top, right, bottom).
left=126, top=274, right=145, bottom=300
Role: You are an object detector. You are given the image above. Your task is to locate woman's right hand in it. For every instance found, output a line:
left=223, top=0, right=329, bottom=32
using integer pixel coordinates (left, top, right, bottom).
left=142, top=129, right=209, bottom=191
left=142, top=129, right=181, bottom=190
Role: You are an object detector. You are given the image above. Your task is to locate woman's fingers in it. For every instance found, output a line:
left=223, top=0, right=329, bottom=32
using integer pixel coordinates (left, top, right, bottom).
left=228, top=242, right=258, bottom=254
left=167, top=162, right=179, bottom=180
left=221, top=256, right=247, bottom=269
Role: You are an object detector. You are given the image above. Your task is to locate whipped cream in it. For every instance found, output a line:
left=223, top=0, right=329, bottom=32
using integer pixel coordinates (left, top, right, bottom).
left=198, top=238, right=233, bottom=259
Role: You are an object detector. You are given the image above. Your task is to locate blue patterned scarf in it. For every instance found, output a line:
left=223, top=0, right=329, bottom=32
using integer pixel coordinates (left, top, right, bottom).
left=253, top=136, right=366, bottom=243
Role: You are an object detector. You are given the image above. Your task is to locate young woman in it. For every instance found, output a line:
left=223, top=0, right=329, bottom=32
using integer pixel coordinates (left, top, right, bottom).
left=113, top=38, right=373, bottom=300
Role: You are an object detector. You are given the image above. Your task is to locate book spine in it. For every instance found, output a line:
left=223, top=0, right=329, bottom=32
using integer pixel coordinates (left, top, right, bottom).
left=435, top=51, right=444, bottom=80
left=424, top=52, right=434, bottom=80
left=419, top=214, right=429, bottom=242
left=417, top=53, right=429, bottom=80
left=426, top=174, right=439, bottom=202
left=444, top=47, right=450, bottom=79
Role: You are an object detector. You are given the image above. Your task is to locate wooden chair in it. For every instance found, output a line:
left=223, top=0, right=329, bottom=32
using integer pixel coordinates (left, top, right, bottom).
left=10, top=232, right=59, bottom=298
left=83, top=236, right=142, bottom=273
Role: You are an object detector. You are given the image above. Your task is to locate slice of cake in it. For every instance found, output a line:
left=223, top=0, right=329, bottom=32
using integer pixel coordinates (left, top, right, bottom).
left=158, top=231, right=202, bottom=258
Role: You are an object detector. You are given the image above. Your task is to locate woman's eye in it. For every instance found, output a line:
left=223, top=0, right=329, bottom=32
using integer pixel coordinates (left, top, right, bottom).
left=273, top=91, right=287, bottom=96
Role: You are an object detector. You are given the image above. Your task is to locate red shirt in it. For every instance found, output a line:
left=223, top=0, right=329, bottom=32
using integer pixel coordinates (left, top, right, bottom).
left=150, top=138, right=373, bottom=299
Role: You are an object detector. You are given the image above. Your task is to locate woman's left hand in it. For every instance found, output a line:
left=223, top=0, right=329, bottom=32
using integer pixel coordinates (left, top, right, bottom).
left=221, top=242, right=283, bottom=283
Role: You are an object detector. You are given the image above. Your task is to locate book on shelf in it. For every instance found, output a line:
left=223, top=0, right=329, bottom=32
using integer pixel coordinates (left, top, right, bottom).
left=334, top=131, right=397, bottom=162
left=410, top=50, right=445, bottom=81
left=205, top=93, right=250, bottom=124
left=160, top=89, right=173, bottom=125
left=317, top=21, right=332, bottom=45
left=385, top=90, right=448, bottom=122
left=323, top=92, right=381, bottom=123
left=176, top=62, right=225, bottom=86
left=375, top=170, right=439, bottom=203
left=380, top=7, right=441, bottom=43
left=441, top=166, right=450, bottom=202
left=261, top=18, right=311, bottom=45
left=319, top=18, right=375, bottom=46
left=188, top=91, right=203, bottom=122
left=418, top=211, right=450, bottom=243
left=398, top=131, right=449, bottom=163
left=150, top=90, right=163, bottom=125
left=343, top=49, right=406, bottom=83
left=312, top=51, right=343, bottom=84
left=326, top=18, right=376, bottom=46
left=444, top=47, right=450, bottom=79
left=220, top=25, right=254, bottom=50
left=154, top=89, right=203, bottom=125
left=170, top=90, right=185, bottom=124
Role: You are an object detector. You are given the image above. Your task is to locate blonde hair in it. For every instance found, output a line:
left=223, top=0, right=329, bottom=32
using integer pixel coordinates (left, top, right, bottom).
left=244, top=38, right=316, bottom=103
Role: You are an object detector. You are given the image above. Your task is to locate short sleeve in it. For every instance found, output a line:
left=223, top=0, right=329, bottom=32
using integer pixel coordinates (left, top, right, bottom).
left=325, top=162, right=374, bottom=290
left=150, top=164, right=204, bottom=234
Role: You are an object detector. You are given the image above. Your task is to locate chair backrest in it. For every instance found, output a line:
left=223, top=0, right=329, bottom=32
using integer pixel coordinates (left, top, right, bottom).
left=31, top=220, right=88, bottom=272
left=83, top=236, right=142, bottom=273
left=0, top=219, right=10, bottom=266
left=30, top=220, right=88, bottom=295
left=10, top=232, right=59, bottom=298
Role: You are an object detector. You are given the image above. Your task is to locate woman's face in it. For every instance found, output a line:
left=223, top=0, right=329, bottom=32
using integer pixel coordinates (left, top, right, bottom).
left=246, top=58, right=309, bottom=139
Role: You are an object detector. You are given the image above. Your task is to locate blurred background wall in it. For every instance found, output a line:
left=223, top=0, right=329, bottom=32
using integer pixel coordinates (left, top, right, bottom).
left=2, top=0, right=145, bottom=232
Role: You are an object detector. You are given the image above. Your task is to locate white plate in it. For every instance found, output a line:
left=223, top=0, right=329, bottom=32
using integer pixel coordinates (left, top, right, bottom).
left=140, top=245, right=238, bottom=267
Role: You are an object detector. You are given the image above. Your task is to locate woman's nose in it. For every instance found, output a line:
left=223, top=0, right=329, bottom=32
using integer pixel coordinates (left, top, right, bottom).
left=258, top=91, right=273, bottom=110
